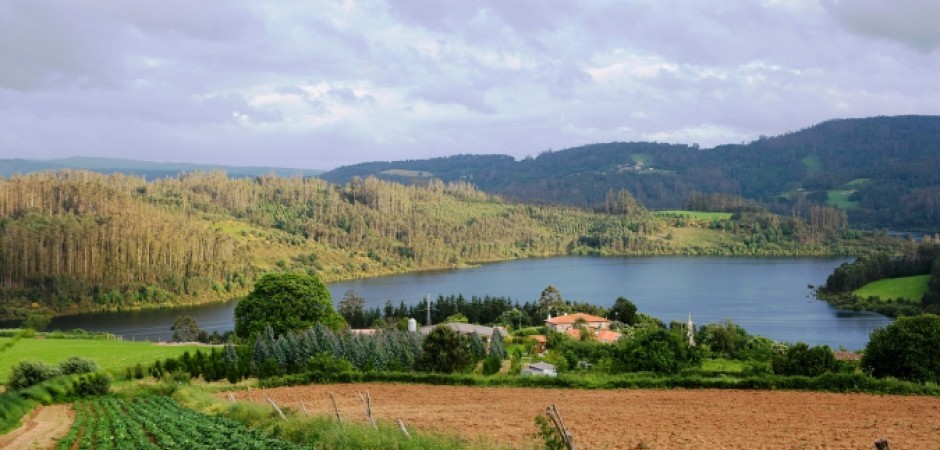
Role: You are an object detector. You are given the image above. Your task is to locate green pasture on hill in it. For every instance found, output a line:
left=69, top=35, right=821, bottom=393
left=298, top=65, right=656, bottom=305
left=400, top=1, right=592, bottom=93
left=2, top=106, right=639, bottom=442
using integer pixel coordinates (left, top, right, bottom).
left=826, top=190, right=859, bottom=210
left=656, top=210, right=734, bottom=220
left=853, top=275, right=930, bottom=301
left=0, top=337, right=207, bottom=383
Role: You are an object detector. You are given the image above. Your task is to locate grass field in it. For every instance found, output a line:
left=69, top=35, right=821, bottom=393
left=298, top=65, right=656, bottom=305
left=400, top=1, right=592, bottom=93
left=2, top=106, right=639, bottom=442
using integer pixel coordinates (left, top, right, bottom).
left=853, top=275, right=930, bottom=301
left=826, top=190, right=859, bottom=210
left=656, top=210, right=734, bottom=220
left=0, top=338, right=206, bottom=383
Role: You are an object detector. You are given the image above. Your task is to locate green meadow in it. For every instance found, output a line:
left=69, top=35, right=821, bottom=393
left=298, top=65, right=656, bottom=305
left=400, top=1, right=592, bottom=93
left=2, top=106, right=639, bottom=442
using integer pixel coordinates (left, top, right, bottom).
left=826, top=190, right=859, bottom=210
left=0, top=337, right=207, bottom=383
left=853, top=275, right=930, bottom=301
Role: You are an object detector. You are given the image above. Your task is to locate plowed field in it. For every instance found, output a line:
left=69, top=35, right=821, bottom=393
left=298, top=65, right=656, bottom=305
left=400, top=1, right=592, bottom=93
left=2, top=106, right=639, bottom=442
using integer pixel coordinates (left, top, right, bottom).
left=228, top=383, right=940, bottom=449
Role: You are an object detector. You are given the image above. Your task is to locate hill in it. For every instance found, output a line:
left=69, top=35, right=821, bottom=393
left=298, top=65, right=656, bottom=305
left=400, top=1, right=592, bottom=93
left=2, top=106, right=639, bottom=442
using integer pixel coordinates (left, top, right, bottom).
left=0, top=170, right=892, bottom=321
left=321, top=116, right=940, bottom=231
left=0, top=156, right=323, bottom=179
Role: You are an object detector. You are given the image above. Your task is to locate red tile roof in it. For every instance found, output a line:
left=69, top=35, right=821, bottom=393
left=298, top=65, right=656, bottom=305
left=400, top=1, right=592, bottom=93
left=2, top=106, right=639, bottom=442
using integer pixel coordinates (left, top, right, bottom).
left=595, top=329, right=622, bottom=344
left=546, top=313, right=610, bottom=325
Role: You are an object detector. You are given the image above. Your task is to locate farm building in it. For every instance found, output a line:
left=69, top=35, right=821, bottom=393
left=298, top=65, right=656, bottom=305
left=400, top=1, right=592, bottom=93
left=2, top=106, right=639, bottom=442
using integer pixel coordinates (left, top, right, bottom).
left=418, top=322, right=508, bottom=337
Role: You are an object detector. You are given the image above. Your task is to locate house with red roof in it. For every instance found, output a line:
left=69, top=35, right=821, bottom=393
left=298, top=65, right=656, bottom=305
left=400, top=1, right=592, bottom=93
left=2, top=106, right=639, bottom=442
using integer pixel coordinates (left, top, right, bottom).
left=545, top=313, right=611, bottom=332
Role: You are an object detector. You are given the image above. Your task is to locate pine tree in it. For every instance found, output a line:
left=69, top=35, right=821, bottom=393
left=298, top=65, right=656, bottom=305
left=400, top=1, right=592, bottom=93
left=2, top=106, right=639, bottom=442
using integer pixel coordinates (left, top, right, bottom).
left=488, top=328, right=507, bottom=360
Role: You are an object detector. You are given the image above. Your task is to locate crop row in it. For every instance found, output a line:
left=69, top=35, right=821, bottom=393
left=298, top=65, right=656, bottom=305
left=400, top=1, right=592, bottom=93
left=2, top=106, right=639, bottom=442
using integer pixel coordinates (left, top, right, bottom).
left=55, top=396, right=309, bottom=450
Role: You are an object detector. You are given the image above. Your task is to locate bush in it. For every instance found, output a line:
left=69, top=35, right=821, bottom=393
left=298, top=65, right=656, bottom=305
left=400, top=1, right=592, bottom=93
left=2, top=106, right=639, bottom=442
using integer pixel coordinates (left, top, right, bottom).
left=7, top=360, right=62, bottom=390
left=771, top=343, right=837, bottom=377
left=482, top=355, right=502, bottom=375
left=306, top=352, right=356, bottom=382
left=863, top=314, right=940, bottom=382
left=612, top=328, right=700, bottom=374
left=59, top=356, right=99, bottom=375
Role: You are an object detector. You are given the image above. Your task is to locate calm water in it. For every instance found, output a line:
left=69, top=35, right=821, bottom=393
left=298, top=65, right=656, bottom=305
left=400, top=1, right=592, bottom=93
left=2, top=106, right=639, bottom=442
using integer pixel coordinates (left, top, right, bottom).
left=49, top=256, right=892, bottom=350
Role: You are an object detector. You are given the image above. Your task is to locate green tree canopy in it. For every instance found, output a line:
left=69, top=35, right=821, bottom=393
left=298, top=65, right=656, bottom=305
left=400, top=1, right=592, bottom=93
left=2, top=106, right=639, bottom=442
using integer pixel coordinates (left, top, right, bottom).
left=416, top=325, right=471, bottom=373
left=609, top=297, right=637, bottom=325
left=612, top=328, right=699, bottom=374
left=171, top=315, right=201, bottom=342
left=863, top=314, right=940, bottom=382
left=771, top=342, right=837, bottom=377
left=234, top=272, right=346, bottom=338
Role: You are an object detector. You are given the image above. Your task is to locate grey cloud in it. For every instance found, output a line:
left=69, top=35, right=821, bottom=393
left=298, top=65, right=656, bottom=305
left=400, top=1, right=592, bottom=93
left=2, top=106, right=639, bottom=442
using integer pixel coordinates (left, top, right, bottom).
left=0, top=1, right=124, bottom=90
left=823, top=0, right=940, bottom=53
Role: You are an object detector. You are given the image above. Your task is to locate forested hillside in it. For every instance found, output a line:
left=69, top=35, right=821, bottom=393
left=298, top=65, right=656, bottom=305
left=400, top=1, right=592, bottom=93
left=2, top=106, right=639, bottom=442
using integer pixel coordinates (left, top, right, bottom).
left=322, top=116, right=940, bottom=231
left=0, top=171, right=888, bottom=320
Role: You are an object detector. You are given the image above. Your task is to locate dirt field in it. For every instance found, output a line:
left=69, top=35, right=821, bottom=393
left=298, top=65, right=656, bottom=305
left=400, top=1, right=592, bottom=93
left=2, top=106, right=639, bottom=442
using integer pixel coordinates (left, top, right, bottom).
left=0, top=404, right=74, bottom=450
left=231, top=383, right=940, bottom=449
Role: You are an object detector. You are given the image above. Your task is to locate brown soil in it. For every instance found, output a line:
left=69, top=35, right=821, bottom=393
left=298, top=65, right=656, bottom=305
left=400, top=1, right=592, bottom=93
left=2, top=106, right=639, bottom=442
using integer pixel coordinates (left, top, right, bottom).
left=228, top=384, right=940, bottom=449
left=0, top=404, right=75, bottom=450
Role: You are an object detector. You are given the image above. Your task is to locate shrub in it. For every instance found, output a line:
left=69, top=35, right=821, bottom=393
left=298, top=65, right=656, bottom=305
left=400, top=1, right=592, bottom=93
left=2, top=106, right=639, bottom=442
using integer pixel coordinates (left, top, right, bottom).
left=306, top=352, right=355, bottom=382
left=771, top=343, right=837, bottom=377
left=863, top=314, right=940, bottom=382
left=482, top=355, right=502, bottom=375
left=58, top=356, right=99, bottom=375
left=7, top=360, right=62, bottom=390
left=612, top=328, right=700, bottom=374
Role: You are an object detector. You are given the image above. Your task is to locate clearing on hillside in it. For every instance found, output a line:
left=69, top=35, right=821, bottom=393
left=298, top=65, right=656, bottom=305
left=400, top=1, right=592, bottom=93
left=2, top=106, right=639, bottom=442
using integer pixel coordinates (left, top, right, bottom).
left=230, top=383, right=940, bottom=450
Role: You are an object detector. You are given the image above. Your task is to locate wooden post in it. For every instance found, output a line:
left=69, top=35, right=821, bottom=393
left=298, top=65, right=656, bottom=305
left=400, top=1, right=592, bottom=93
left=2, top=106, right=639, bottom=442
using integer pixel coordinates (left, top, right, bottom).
left=397, top=418, right=411, bottom=439
left=247, top=386, right=253, bottom=402
left=264, top=393, right=287, bottom=421
left=874, top=439, right=890, bottom=450
left=545, top=404, right=575, bottom=450
left=300, top=401, right=309, bottom=417
left=227, top=393, right=236, bottom=403
left=358, top=391, right=377, bottom=429
left=329, top=392, right=343, bottom=425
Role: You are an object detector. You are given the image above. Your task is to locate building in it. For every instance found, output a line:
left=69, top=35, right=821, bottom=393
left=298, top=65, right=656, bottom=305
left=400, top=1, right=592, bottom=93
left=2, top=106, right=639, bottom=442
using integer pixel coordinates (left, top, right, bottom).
left=531, top=335, right=548, bottom=355
left=418, top=322, right=508, bottom=338
left=545, top=313, right=611, bottom=332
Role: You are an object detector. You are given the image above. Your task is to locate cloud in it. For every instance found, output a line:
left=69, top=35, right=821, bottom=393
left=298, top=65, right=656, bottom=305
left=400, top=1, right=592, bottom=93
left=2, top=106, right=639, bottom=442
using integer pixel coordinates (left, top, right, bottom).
left=1, top=1, right=939, bottom=169
left=823, top=0, right=940, bottom=53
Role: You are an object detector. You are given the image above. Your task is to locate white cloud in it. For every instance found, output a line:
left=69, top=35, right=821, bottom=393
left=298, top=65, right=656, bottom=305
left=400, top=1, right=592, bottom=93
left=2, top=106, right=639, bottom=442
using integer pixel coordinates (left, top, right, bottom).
left=0, top=0, right=938, bottom=168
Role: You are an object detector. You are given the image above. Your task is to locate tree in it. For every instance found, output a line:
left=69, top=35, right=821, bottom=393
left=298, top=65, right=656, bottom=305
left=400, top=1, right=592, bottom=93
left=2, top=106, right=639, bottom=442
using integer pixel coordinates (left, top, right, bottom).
left=338, top=289, right=367, bottom=328
left=22, top=312, right=51, bottom=331
left=612, top=328, right=698, bottom=374
left=697, top=320, right=749, bottom=358
left=488, top=328, right=507, bottom=359
left=771, top=343, right=837, bottom=377
left=863, top=314, right=940, bottom=382
left=171, top=315, right=201, bottom=342
left=609, top=297, right=637, bottom=325
left=538, top=285, right=564, bottom=317
left=416, top=325, right=470, bottom=373
left=235, top=272, right=346, bottom=338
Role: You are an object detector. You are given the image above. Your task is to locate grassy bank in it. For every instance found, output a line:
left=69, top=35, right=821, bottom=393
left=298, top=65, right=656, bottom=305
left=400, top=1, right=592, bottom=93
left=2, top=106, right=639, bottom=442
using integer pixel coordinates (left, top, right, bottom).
left=853, top=275, right=930, bottom=301
left=0, top=337, right=205, bottom=383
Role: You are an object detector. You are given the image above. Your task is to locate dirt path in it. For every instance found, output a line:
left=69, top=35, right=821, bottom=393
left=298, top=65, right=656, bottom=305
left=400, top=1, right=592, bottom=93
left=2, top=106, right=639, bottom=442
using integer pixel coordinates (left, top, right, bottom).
left=0, top=404, right=75, bottom=450
left=229, top=383, right=940, bottom=449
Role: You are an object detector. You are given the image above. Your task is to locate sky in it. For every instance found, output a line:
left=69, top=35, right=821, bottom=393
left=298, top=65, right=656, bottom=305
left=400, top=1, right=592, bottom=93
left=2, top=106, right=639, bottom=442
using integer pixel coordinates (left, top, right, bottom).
left=1, top=0, right=939, bottom=170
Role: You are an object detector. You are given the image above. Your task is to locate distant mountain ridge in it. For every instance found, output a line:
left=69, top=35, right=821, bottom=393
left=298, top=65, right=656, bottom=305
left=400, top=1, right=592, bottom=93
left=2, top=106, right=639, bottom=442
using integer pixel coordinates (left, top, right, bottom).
left=321, top=116, right=940, bottom=231
left=0, top=156, right=323, bottom=179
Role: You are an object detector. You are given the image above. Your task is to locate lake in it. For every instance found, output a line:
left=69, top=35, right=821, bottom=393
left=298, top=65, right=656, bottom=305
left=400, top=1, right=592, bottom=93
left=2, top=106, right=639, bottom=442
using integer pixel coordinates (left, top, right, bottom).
left=49, top=256, right=892, bottom=350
